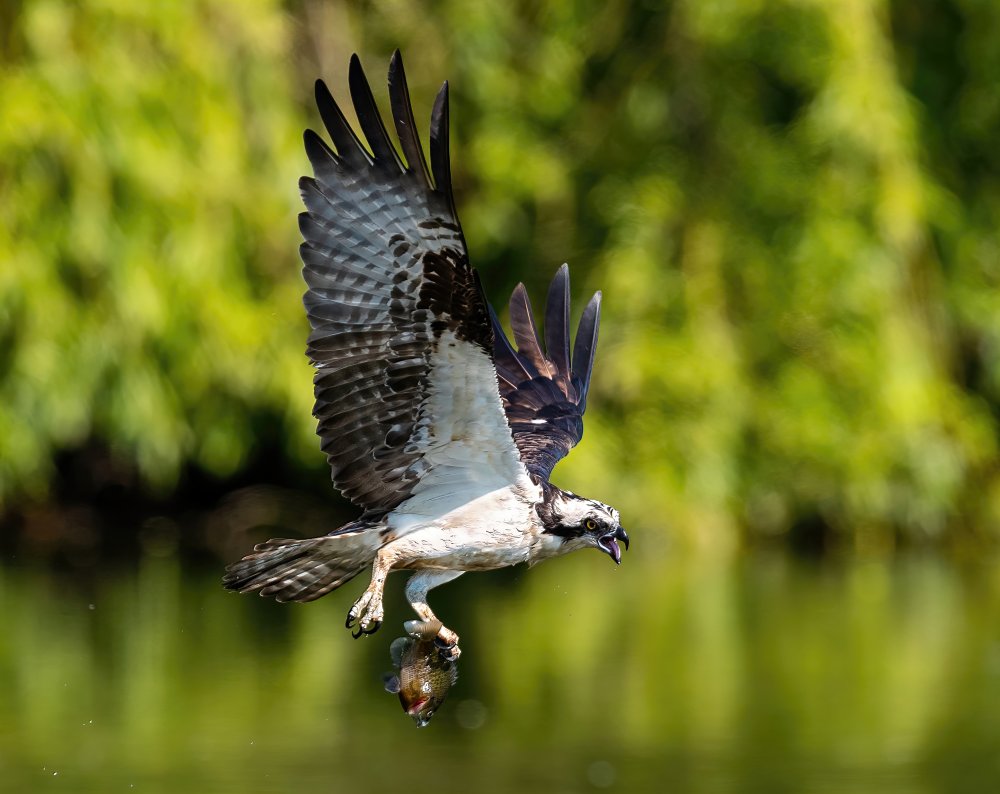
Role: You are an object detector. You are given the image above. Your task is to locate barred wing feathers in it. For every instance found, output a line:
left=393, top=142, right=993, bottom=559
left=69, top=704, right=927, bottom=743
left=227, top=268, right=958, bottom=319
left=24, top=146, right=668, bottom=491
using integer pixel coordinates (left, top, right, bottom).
left=301, top=51, right=525, bottom=515
left=491, top=265, right=602, bottom=480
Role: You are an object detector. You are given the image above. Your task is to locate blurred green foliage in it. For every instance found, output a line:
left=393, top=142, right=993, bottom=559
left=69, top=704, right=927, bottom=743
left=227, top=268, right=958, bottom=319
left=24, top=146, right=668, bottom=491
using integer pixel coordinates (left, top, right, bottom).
left=2, top=0, right=1000, bottom=548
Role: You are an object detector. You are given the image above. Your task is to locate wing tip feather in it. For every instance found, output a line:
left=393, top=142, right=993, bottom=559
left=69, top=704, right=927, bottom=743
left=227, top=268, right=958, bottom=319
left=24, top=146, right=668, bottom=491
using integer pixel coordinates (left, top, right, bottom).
left=545, top=265, right=572, bottom=375
left=430, top=81, right=453, bottom=199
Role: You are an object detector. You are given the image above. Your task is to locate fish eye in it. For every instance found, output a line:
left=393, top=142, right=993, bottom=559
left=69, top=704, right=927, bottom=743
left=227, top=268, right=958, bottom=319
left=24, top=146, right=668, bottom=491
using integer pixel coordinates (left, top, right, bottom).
left=584, top=518, right=597, bottom=530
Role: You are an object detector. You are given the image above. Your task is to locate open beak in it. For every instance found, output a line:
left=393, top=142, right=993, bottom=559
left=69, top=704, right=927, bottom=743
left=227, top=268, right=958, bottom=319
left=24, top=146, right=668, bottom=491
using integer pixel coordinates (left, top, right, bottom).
left=598, top=526, right=630, bottom=565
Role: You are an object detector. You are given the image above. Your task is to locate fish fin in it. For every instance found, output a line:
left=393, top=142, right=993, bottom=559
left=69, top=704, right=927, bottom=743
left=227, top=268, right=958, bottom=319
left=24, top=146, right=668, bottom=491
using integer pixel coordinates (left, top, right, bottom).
left=389, top=636, right=410, bottom=668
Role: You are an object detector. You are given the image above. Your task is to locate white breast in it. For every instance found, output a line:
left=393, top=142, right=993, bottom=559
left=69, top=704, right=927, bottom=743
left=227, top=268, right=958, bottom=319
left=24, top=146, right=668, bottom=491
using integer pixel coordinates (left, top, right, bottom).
left=387, top=482, right=547, bottom=571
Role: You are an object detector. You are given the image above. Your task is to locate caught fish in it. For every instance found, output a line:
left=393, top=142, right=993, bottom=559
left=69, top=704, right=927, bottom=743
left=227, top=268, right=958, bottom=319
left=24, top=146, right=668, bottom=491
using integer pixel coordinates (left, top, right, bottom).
left=383, top=633, right=458, bottom=727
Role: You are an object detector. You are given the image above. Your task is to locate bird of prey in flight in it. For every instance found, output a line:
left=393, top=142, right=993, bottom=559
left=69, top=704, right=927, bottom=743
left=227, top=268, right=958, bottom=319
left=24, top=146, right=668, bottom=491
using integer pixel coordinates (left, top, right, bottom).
left=224, top=51, right=628, bottom=657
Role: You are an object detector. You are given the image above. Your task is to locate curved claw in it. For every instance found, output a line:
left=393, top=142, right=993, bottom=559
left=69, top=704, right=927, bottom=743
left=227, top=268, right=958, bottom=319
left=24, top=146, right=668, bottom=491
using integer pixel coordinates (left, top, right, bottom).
left=436, top=645, right=460, bottom=662
left=347, top=608, right=379, bottom=638
left=345, top=590, right=383, bottom=639
left=433, top=634, right=461, bottom=662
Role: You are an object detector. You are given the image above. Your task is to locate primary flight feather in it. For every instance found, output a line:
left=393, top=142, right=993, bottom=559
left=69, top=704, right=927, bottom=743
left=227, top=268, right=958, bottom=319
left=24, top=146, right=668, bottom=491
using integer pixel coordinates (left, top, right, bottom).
left=224, top=51, right=628, bottom=655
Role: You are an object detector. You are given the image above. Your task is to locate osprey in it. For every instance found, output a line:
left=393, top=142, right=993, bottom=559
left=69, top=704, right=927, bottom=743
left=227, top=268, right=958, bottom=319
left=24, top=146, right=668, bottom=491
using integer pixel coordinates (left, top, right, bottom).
left=224, top=52, right=628, bottom=657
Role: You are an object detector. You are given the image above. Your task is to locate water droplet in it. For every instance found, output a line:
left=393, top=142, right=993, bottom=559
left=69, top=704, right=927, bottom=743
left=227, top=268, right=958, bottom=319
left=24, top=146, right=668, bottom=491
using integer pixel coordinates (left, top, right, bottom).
left=455, top=699, right=487, bottom=730
left=587, top=760, right=615, bottom=788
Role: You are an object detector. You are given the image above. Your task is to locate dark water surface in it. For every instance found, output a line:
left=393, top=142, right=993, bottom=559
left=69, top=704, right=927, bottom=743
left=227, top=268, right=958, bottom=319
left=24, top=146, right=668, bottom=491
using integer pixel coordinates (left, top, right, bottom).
left=2, top=549, right=999, bottom=793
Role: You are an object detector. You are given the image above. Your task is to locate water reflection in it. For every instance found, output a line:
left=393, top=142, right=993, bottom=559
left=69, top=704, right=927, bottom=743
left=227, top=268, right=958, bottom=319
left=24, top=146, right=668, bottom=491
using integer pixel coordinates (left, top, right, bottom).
left=1, top=551, right=1000, bottom=792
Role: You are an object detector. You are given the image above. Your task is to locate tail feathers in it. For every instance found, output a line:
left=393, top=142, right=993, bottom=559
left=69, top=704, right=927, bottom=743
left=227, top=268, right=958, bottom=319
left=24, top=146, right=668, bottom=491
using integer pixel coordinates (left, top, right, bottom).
left=223, top=532, right=378, bottom=603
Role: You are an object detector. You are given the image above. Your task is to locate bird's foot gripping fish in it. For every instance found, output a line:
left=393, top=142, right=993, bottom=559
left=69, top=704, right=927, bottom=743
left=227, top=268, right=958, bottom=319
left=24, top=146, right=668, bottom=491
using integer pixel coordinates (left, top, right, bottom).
left=383, top=623, right=459, bottom=727
left=222, top=50, right=629, bottom=656
left=402, top=618, right=460, bottom=661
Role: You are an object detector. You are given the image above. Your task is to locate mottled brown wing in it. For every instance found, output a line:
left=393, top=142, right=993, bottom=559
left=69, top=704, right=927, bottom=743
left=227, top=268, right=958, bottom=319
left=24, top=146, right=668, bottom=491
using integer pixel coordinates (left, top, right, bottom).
left=300, top=51, right=517, bottom=514
left=491, top=265, right=602, bottom=480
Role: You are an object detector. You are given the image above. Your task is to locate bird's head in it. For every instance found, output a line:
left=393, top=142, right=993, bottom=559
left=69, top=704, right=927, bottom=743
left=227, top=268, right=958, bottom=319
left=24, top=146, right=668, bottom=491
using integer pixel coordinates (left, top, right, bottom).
left=538, top=486, right=630, bottom=564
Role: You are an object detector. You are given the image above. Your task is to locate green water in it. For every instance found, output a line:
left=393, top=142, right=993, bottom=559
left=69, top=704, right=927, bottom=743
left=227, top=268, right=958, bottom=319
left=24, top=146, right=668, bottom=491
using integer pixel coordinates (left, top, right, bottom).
left=1, top=549, right=998, bottom=793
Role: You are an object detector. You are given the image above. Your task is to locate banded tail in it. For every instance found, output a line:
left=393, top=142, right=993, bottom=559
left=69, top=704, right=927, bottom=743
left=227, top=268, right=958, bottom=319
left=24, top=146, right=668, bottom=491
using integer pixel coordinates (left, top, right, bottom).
left=223, top=523, right=381, bottom=602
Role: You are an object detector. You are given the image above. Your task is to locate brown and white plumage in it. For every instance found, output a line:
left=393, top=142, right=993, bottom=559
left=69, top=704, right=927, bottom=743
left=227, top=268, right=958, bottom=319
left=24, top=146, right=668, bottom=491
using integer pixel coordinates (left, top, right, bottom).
left=492, top=265, right=601, bottom=480
left=224, top=51, right=627, bottom=651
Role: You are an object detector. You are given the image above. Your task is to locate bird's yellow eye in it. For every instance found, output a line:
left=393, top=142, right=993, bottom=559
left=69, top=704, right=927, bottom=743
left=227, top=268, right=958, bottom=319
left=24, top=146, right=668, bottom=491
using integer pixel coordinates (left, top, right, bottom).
left=585, top=519, right=597, bottom=530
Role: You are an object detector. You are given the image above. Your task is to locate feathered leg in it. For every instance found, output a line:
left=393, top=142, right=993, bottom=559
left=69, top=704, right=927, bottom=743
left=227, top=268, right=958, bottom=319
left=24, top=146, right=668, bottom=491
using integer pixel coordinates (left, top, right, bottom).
left=345, top=547, right=395, bottom=637
left=403, top=570, right=464, bottom=659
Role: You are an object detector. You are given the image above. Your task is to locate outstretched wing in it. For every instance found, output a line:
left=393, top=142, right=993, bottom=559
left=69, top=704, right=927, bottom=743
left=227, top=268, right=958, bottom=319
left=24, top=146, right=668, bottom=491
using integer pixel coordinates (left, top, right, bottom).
left=300, top=51, right=527, bottom=516
left=491, top=265, right=602, bottom=480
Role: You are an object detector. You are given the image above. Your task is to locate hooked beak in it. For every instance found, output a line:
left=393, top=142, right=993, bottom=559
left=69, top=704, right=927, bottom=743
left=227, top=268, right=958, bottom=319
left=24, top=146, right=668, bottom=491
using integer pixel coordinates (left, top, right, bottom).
left=597, top=526, right=630, bottom=565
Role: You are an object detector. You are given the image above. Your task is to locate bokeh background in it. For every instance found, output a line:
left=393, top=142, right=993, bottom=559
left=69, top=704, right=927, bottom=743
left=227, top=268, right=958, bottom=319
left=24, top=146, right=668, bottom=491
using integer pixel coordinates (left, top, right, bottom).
left=2, top=1, right=1000, bottom=792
